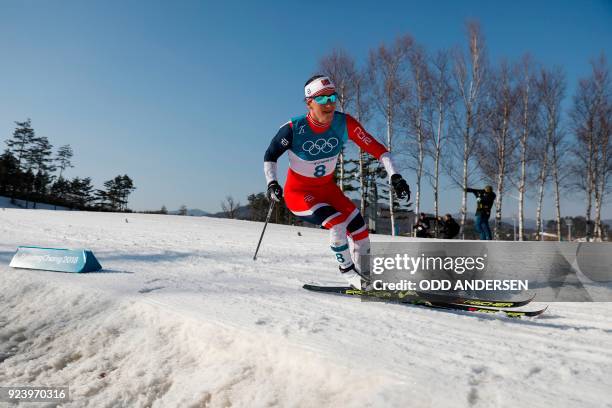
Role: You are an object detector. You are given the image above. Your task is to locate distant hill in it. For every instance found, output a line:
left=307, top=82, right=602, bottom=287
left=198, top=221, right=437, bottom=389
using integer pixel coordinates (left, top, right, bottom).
left=209, top=204, right=251, bottom=219
left=500, top=217, right=537, bottom=229
left=166, top=205, right=250, bottom=218
left=168, top=208, right=212, bottom=217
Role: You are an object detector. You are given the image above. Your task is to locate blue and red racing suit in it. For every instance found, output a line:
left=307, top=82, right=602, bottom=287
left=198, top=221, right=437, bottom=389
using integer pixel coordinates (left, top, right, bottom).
left=264, top=111, right=398, bottom=272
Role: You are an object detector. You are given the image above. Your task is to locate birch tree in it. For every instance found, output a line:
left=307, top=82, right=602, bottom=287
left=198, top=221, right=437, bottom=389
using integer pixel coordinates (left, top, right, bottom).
left=427, top=51, right=454, bottom=230
left=536, top=66, right=566, bottom=240
left=369, top=35, right=412, bottom=235
left=570, top=56, right=610, bottom=240
left=549, top=128, right=569, bottom=240
left=221, top=196, right=240, bottom=219
left=514, top=55, right=539, bottom=240
left=593, top=105, right=611, bottom=240
left=479, top=61, right=518, bottom=239
left=402, top=43, right=431, bottom=222
left=590, top=56, right=612, bottom=240
left=318, top=49, right=357, bottom=191
left=449, top=22, right=488, bottom=238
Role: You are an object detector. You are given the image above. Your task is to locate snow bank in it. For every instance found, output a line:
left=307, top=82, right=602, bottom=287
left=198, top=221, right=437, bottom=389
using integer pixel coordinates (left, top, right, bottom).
left=1, top=209, right=611, bottom=407
left=0, top=272, right=413, bottom=408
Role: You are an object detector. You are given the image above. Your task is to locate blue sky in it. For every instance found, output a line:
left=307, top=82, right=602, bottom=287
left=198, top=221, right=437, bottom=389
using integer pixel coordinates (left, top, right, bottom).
left=1, top=0, right=611, bottom=219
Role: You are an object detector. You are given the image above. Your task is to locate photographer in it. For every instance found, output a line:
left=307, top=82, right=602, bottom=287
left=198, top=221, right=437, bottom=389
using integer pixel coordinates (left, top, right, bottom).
left=466, top=185, right=496, bottom=240
left=413, top=213, right=434, bottom=238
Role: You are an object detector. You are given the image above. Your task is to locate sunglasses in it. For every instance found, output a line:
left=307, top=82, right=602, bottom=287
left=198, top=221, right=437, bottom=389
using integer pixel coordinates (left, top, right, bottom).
left=311, top=93, right=338, bottom=105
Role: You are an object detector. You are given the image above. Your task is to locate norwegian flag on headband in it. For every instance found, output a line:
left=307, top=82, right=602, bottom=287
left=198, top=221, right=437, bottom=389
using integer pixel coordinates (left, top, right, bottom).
left=305, top=76, right=336, bottom=98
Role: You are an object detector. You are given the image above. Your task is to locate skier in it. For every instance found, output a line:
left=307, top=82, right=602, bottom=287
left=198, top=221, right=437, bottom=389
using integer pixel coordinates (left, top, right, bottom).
left=466, top=185, right=496, bottom=240
left=263, top=75, right=411, bottom=288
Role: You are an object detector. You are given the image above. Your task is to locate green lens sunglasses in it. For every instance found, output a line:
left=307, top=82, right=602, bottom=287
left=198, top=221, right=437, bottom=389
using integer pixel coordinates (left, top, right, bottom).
left=312, top=93, right=338, bottom=105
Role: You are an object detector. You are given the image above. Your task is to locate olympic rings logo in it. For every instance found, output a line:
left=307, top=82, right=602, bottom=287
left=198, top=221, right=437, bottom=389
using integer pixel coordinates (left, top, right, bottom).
left=302, top=138, right=339, bottom=155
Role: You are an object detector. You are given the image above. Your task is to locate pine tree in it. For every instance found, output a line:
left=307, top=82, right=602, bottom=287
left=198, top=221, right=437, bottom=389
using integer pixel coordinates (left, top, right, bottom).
left=94, top=189, right=110, bottom=210
left=33, top=170, right=53, bottom=201
left=247, top=193, right=269, bottom=221
left=119, top=175, right=136, bottom=210
left=0, top=150, right=20, bottom=196
left=50, top=176, right=71, bottom=206
left=5, top=119, right=36, bottom=170
left=27, top=136, right=55, bottom=174
left=20, top=169, right=35, bottom=208
left=339, top=157, right=360, bottom=193
left=103, top=178, right=120, bottom=210
left=5, top=120, right=37, bottom=201
left=69, top=177, right=95, bottom=209
left=26, top=136, right=55, bottom=207
left=246, top=192, right=299, bottom=225
left=56, top=145, right=74, bottom=179
left=97, top=175, right=136, bottom=211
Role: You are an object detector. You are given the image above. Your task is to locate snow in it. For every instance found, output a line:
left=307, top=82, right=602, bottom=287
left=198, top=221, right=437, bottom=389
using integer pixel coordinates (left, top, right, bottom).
left=0, top=195, right=69, bottom=211
left=1, top=209, right=611, bottom=407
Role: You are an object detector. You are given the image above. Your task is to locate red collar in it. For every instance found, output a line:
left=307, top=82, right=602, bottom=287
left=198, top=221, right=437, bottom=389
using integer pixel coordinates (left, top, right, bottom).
left=307, top=113, right=331, bottom=131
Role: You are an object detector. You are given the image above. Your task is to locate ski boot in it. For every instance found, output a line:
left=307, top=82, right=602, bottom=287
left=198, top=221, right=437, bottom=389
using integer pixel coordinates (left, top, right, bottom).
left=339, top=264, right=372, bottom=290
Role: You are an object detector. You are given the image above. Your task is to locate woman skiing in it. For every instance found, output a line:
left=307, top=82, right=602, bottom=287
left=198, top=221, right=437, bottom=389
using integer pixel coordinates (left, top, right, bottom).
left=263, top=75, right=411, bottom=288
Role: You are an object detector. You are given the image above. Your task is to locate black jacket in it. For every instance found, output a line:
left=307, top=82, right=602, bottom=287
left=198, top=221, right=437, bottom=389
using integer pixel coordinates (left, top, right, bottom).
left=413, top=216, right=434, bottom=238
left=467, top=188, right=496, bottom=217
left=440, top=217, right=460, bottom=239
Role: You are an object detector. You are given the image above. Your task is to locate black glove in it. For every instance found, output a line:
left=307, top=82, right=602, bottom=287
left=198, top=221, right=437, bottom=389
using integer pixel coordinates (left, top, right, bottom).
left=391, top=174, right=411, bottom=201
left=267, top=180, right=283, bottom=202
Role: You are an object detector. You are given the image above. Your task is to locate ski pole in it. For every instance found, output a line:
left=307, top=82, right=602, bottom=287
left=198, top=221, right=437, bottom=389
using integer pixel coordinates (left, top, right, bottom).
left=253, top=200, right=275, bottom=261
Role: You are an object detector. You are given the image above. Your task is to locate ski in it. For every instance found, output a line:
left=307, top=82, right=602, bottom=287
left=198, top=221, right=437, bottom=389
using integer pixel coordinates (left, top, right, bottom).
left=302, top=284, right=547, bottom=318
left=421, top=301, right=548, bottom=318
left=302, top=284, right=536, bottom=308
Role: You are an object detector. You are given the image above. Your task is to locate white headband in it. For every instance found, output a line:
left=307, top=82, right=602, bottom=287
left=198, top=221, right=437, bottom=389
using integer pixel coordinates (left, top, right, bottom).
left=305, top=76, right=336, bottom=98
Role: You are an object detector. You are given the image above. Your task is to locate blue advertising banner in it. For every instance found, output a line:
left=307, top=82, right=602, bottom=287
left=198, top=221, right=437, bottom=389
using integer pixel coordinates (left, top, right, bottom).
left=9, top=246, right=102, bottom=273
